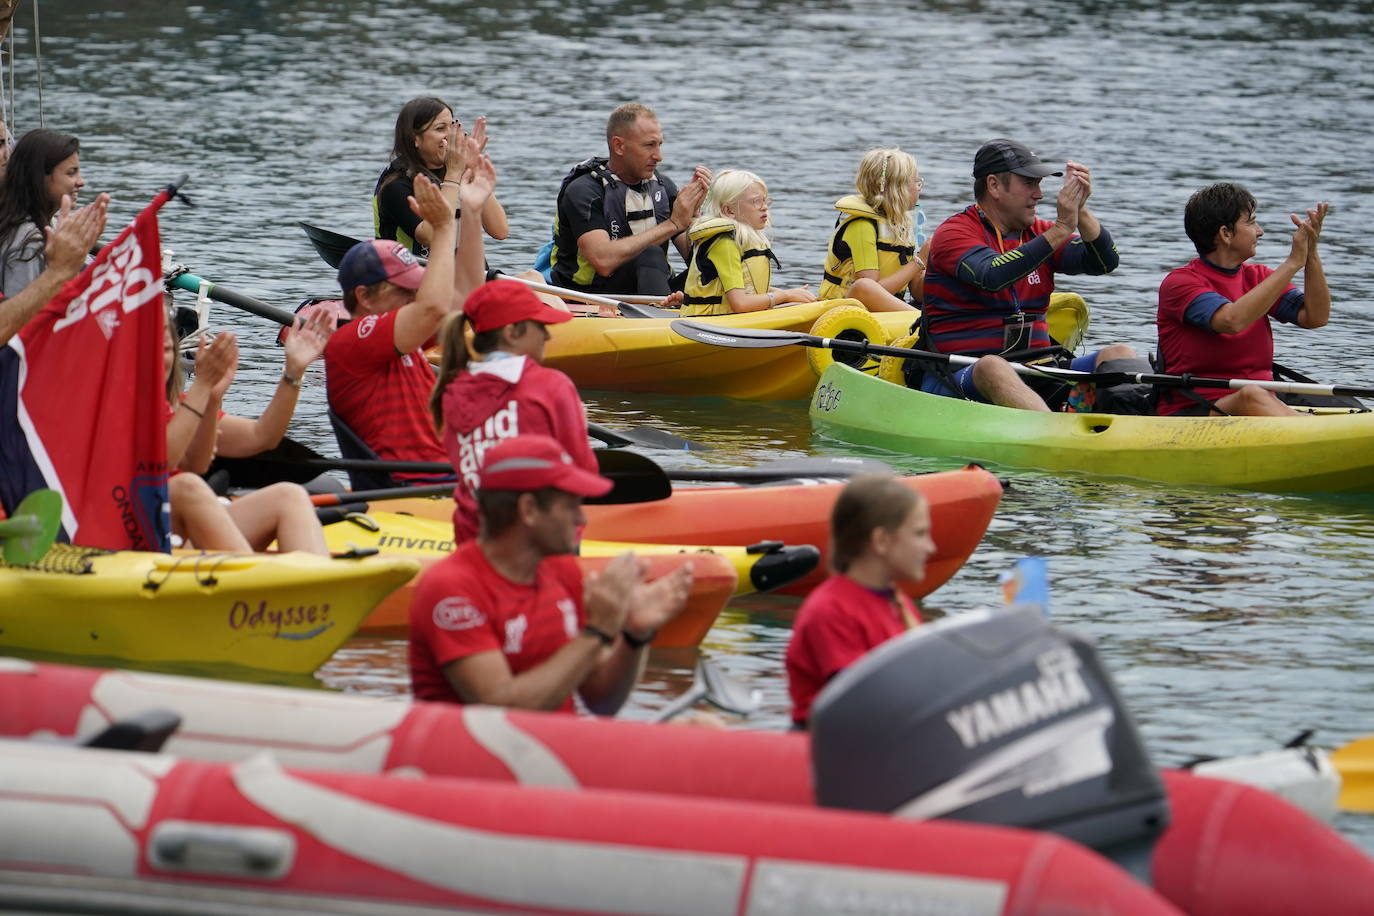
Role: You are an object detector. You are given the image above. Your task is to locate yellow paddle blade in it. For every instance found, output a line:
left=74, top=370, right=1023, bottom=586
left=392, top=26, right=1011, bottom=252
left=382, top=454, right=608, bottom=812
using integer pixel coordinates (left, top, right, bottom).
left=1331, top=736, right=1374, bottom=812
left=1046, top=292, right=1089, bottom=352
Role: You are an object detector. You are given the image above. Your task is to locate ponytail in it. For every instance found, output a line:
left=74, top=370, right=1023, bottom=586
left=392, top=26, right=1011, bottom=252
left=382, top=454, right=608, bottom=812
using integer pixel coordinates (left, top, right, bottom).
left=430, top=311, right=473, bottom=432
left=428, top=312, right=510, bottom=431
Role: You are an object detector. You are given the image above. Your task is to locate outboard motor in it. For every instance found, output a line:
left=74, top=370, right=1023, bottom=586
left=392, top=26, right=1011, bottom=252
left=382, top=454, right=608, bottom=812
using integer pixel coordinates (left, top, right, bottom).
left=809, top=604, right=1169, bottom=878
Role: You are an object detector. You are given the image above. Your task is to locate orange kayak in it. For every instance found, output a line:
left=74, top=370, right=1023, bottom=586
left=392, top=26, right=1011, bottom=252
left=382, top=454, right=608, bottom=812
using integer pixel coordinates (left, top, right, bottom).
left=322, top=513, right=739, bottom=648
left=370, top=466, right=1002, bottom=599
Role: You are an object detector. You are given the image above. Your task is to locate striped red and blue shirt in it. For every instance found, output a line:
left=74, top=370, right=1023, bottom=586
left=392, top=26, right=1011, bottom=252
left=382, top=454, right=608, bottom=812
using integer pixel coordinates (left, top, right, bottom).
left=922, top=205, right=1118, bottom=355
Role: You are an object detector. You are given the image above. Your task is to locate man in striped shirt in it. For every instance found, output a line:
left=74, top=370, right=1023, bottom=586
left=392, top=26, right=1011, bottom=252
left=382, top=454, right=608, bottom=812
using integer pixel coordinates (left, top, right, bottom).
left=920, top=139, right=1135, bottom=411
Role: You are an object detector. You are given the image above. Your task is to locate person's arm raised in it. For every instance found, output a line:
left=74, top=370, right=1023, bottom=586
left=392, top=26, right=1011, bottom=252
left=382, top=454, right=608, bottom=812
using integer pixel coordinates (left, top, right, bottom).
left=0, top=194, right=108, bottom=346
left=578, top=170, right=708, bottom=277
left=1210, top=212, right=1315, bottom=336
left=454, top=151, right=497, bottom=303
left=217, top=309, right=334, bottom=457
left=1296, top=203, right=1330, bottom=330
left=392, top=173, right=459, bottom=355
left=167, top=331, right=236, bottom=471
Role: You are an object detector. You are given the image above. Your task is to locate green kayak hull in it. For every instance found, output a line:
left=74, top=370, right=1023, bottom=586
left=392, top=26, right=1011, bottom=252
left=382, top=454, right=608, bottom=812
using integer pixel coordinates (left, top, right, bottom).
left=809, top=362, right=1374, bottom=494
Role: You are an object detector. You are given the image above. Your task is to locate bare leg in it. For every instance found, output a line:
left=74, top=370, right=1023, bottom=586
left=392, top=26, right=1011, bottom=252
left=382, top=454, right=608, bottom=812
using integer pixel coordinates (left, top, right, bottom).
left=169, top=473, right=252, bottom=552
left=971, top=355, right=1051, bottom=411
left=1092, top=344, right=1137, bottom=364
left=1213, top=385, right=1301, bottom=417
left=516, top=269, right=572, bottom=312
left=226, top=483, right=329, bottom=556
left=847, top=277, right=916, bottom=312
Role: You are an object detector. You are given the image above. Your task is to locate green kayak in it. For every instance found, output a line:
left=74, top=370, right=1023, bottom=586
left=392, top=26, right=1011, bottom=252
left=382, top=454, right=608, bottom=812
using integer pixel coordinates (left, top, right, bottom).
left=809, top=362, right=1374, bottom=494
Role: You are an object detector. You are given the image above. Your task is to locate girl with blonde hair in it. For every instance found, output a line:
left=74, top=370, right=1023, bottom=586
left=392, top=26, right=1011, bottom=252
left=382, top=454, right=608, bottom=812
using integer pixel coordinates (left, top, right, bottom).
left=817, top=148, right=927, bottom=312
left=680, top=169, right=816, bottom=316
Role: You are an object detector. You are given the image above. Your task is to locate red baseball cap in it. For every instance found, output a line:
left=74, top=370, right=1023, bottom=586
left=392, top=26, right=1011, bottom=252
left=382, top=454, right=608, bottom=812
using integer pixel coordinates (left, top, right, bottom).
left=478, top=434, right=612, bottom=498
left=464, top=279, right=574, bottom=333
left=337, top=240, right=426, bottom=292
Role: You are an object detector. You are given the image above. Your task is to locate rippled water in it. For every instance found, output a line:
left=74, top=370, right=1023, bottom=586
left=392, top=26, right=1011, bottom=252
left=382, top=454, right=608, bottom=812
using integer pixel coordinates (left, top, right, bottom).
left=19, top=0, right=1374, bottom=852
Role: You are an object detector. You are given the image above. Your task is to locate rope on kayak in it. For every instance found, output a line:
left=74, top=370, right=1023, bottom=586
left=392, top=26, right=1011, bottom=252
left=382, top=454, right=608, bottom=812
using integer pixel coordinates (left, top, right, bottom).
left=142, top=551, right=236, bottom=592
left=0, top=542, right=105, bottom=574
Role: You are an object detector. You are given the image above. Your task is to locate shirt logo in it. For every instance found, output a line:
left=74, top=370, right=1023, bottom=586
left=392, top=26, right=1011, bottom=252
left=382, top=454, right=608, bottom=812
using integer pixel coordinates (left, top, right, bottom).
left=433, top=597, right=485, bottom=631
left=357, top=314, right=379, bottom=339
left=504, top=615, right=528, bottom=654
left=1026, top=270, right=1042, bottom=286
left=557, top=598, right=578, bottom=639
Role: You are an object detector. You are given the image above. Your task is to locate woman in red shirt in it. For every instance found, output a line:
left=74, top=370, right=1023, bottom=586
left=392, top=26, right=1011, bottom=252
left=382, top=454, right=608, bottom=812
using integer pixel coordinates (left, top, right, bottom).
left=785, top=474, right=936, bottom=728
left=429, top=278, right=594, bottom=543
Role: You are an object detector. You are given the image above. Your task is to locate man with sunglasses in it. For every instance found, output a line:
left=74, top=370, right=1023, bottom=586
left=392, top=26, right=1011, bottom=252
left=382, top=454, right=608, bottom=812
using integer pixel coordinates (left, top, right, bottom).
left=920, top=138, right=1136, bottom=411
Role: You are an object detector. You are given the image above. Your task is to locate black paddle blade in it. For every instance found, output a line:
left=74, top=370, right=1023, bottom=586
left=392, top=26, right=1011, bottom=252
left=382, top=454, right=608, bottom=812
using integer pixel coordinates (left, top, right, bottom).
left=301, top=222, right=364, bottom=269
left=590, top=449, right=672, bottom=503
left=669, top=319, right=815, bottom=350
left=588, top=421, right=711, bottom=452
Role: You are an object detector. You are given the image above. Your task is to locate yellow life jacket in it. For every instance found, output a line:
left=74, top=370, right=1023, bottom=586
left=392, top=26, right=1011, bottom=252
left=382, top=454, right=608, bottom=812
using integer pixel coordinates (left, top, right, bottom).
left=681, top=218, right=779, bottom=316
left=818, top=195, right=916, bottom=299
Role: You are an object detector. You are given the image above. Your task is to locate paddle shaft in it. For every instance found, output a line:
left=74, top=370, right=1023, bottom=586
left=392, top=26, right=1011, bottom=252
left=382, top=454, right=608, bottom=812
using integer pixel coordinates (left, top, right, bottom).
left=311, top=483, right=455, bottom=506
left=672, top=320, right=1374, bottom=399
left=168, top=270, right=296, bottom=327
left=298, top=222, right=663, bottom=306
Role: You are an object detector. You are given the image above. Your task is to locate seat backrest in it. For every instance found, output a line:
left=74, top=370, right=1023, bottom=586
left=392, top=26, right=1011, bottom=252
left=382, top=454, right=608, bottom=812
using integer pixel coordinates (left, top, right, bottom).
left=327, top=407, right=397, bottom=491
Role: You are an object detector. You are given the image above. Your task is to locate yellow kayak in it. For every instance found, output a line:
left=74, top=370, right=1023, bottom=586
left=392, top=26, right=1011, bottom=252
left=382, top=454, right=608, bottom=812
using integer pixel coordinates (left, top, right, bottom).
left=540, top=299, right=914, bottom=400
left=0, top=545, right=417, bottom=675
left=323, top=509, right=818, bottom=599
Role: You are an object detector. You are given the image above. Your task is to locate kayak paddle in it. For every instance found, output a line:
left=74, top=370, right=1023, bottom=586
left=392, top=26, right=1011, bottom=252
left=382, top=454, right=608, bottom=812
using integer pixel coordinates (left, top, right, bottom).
left=166, top=269, right=297, bottom=328
left=0, top=489, right=64, bottom=565
left=298, top=222, right=671, bottom=311
left=670, top=319, right=1374, bottom=401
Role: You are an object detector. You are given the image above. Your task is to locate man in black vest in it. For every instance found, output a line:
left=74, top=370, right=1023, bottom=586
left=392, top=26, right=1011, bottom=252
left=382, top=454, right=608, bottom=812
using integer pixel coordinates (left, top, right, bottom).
left=550, top=103, right=709, bottom=297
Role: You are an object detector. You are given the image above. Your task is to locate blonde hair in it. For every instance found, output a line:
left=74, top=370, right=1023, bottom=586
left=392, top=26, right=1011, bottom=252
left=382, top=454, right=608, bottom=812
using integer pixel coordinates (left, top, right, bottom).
left=854, top=148, right=917, bottom=245
left=690, top=169, right=772, bottom=281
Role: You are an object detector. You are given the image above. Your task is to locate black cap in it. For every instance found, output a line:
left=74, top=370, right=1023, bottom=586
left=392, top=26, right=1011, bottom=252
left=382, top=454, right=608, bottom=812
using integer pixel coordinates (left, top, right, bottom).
left=972, top=139, right=1063, bottom=180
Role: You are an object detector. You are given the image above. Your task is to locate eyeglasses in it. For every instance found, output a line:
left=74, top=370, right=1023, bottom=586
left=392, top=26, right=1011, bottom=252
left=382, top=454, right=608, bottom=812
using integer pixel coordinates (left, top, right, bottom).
left=740, top=196, right=773, bottom=208
left=912, top=177, right=925, bottom=193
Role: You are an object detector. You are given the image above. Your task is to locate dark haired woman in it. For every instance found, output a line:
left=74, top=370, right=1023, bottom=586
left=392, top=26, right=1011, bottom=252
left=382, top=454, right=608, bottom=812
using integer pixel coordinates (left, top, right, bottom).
left=0, top=128, right=85, bottom=297
left=785, top=474, right=936, bottom=729
left=429, top=277, right=590, bottom=543
left=373, top=97, right=508, bottom=256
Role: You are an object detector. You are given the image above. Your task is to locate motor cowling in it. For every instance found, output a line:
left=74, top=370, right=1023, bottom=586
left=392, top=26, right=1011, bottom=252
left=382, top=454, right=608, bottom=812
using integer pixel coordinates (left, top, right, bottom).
left=810, top=605, right=1169, bottom=871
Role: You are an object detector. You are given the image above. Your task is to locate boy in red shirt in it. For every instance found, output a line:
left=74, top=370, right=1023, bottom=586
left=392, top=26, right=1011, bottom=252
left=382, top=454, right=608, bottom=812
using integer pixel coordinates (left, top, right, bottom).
left=1156, top=183, right=1329, bottom=416
left=409, top=434, right=692, bottom=713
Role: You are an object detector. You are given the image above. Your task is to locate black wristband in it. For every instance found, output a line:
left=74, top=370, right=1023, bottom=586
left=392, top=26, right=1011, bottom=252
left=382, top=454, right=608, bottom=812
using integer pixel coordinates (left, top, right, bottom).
left=581, top=623, right=615, bottom=647
left=622, top=628, right=656, bottom=650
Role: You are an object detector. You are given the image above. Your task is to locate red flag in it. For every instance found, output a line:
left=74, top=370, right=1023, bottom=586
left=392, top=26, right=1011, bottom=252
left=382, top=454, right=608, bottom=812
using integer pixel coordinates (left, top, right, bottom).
left=0, top=189, right=173, bottom=550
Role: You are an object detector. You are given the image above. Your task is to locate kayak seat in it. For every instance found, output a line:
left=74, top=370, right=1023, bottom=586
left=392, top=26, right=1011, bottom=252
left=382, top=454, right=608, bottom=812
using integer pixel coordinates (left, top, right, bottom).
left=327, top=408, right=398, bottom=491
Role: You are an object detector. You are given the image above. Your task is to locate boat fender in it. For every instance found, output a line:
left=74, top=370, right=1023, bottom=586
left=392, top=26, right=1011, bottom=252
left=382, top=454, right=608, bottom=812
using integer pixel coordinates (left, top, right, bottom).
left=807, top=303, right=887, bottom=378
left=878, top=331, right=922, bottom=386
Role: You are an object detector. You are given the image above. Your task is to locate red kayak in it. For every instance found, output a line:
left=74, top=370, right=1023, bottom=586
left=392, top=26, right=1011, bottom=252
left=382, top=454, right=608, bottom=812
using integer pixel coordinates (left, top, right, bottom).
left=3, top=657, right=1370, bottom=915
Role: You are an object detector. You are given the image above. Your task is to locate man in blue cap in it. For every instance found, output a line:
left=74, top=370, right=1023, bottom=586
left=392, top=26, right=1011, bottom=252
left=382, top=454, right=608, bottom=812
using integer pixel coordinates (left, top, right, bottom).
left=920, top=139, right=1136, bottom=411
